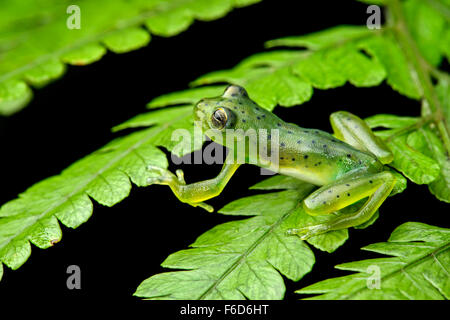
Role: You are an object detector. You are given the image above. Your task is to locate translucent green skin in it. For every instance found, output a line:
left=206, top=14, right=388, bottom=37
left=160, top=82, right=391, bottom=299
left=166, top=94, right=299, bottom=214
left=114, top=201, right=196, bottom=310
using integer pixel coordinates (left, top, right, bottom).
left=149, top=85, right=396, bottom=239
left=195, top=89, right=383, bottom=186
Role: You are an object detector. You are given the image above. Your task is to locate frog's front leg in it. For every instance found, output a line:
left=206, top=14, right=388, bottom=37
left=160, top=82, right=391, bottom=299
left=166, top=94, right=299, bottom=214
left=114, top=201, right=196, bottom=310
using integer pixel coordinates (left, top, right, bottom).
left=147, top=155, right=240, bottom=212
left=288, top=171, right=396, bottom=239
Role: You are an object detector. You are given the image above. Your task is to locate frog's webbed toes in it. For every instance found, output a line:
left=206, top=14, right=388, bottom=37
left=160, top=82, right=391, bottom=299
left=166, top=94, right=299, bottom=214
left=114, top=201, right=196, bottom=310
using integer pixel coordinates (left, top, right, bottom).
left=287, top=224, right=329, bottom=240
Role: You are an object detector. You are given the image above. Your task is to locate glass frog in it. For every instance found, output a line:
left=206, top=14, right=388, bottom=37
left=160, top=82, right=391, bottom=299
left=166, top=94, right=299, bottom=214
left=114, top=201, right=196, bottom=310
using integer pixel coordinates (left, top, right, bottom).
left=148, top=85, right=396, bottom=239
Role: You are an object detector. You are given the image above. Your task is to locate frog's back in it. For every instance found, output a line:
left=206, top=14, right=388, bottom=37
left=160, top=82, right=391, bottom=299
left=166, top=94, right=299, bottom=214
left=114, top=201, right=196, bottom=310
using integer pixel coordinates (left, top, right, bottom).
left=265, top=123, right=382, bottom=186
left=223, top=103, right=381, bottom=185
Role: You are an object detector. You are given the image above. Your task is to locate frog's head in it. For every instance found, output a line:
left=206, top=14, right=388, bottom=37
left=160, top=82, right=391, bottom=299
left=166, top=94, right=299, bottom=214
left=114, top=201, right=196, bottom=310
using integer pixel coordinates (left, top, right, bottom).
left=194, top=84, right=263, bottom=135
left=194, top=85, right=274, bottom=148
left=194, top=85, right=247, bottom=131
left=194, top=84, right=274, bottom=151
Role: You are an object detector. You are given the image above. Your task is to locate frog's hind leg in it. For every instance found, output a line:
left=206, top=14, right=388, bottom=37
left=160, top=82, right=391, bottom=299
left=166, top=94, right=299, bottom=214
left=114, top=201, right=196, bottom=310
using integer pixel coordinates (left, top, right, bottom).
left=330, top=111, right=393, bottom=164
left=288, top=171, right=396, bottom=239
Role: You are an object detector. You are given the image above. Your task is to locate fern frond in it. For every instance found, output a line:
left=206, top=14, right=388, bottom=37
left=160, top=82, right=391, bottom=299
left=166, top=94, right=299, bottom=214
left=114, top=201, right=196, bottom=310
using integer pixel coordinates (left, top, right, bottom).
left=249, top=175, right=350, bottom=253
left=135, top=172, right=414, bottom=300
left=387, top=135, right=440, bottom=184
left=0, top=0, right=260, bottom=116
left=402, top=0, right=448, bottom=66
left=135, top=178, right=353, bottom=300
left=134, top=187, right=314, bottom=299
left=0, top=106, right=199, bottom=271
left=297, top=222, right=450, bottom=299
left=190, top=25, right=388, bottom=111
left=408, top=128, right=450, bottom=202
left=148, top=15, right=445, bottom=110
left=365, top=113, right=450, bottom=202
left=1, top=0, right=448, bottom=294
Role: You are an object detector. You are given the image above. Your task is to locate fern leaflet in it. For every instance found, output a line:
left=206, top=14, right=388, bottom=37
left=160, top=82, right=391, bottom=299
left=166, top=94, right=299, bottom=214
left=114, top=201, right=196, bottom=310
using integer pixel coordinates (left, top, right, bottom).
left=0, top=0, right=260, bottom=115
left=297, top=222, right=450, bottom=299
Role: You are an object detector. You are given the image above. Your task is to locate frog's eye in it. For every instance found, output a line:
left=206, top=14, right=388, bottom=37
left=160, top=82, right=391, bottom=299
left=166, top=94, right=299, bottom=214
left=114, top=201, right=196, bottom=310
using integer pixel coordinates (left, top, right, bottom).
left=211, top=108, right=229, bottom=129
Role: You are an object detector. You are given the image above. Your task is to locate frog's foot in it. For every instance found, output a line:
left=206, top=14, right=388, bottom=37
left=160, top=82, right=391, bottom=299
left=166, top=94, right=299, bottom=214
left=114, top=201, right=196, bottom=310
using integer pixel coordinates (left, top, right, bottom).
left=175, top=169, right=186, bottom=184
left=287, top=224, right=330, bottom=240
left=146, top=165, right=185, bottom=185
left=146, top=165, right=214, bottom=213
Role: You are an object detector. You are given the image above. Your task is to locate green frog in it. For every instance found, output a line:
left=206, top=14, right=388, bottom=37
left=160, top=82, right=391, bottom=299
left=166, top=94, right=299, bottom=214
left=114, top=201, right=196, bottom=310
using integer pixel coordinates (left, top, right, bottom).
left=147, top=85, right=396, bottom=239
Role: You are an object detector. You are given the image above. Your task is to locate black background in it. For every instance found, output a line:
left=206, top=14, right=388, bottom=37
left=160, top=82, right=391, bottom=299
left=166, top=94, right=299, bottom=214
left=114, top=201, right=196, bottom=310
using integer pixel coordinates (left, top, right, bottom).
left=0, top=0, right=448, bottom=307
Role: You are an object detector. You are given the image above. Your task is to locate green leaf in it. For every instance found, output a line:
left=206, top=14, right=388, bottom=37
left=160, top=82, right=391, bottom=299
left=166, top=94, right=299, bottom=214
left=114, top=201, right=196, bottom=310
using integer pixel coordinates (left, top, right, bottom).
left=388, top=169, right=408, bottom=196
left=192, top=51, right=313, bottom=111
left=292, top=43, right=385, bottom=89
left=250, top=176, right=348, bottom=253
left=144, top=6, right=194, bottom=37
left=23, top=59, right=66, bottom=88
left=144, top=0, right=261, bottom=37
left=0, top=80, right=33, bottom=116
left=61, top=44, right=107, bottom=66
left=147, top=85, right=227, bottom=109
left=0, top=106, right=198, bottom=271
left=364, top=113, right=441, bottom=185
left=145, top=14, right=446, bottom=116
left=0, top=0, right=260, bottom=115
left=2, top=0, right=449, bottom=294
left=386, top=135, right=440, bottom=185
left=436, top=79, right=450, bottom=134
left=265, top=25, right=372, bottom=50
left=113, top=105, right=193, bottom=131
left=364, top=114, right=419, bottom=129
left=102, top=27, right=151, bottom=54
left=442, top=28, right=450, bottom=61
left=299, top=208, right=349, bottom=253
left=360, top=33, right=422, bottom=99
left=191, top=26, right=386, bottom=110
left=135, top=188, right=316, bottom=300
left=297, top=222, right=450, bottom=299
left=162, top=23, right=427, bottom=111
left=403, top=0, right=447, bottom=66
left=250, top=175, right=310, bottom=190
left=218, top=190, right=306, bottom=217
left=408, top=128, right=450, bottom=202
